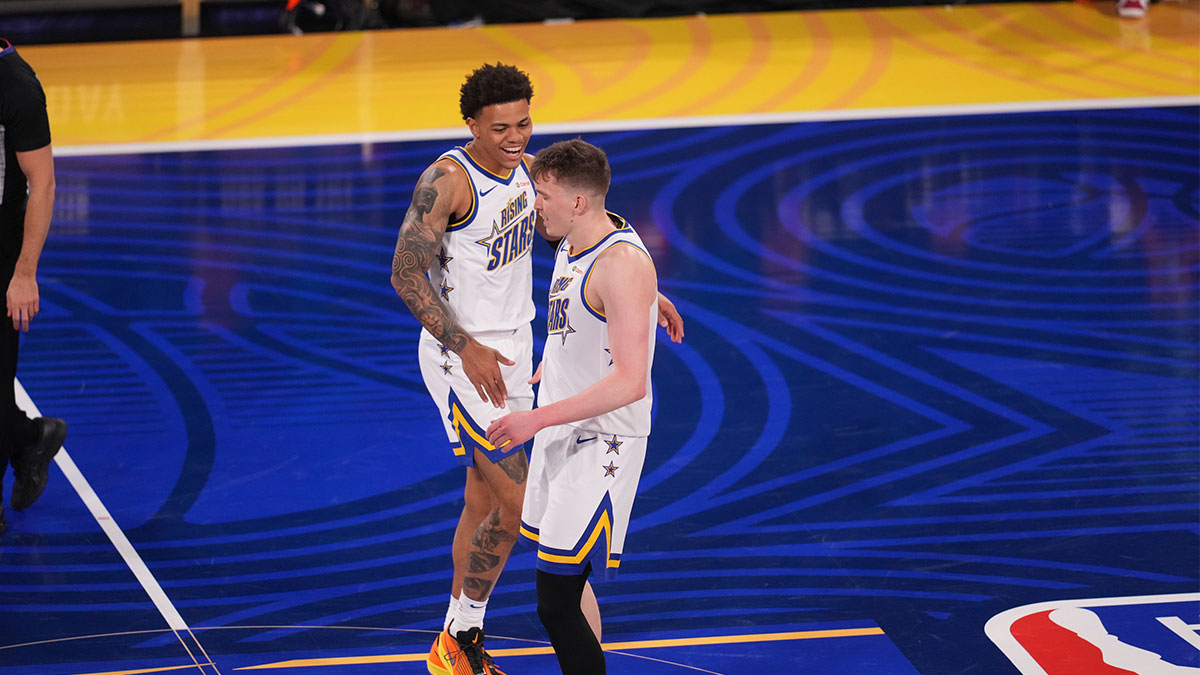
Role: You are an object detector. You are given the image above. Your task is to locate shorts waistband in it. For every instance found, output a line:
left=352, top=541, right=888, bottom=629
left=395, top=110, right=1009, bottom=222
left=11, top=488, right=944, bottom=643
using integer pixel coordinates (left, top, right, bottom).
left=422, top=325, right=527, bottom=340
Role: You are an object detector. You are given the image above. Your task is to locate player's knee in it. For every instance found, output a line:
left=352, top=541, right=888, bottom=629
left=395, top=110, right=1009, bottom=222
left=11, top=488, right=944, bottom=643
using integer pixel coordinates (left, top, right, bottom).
left=488, top=486, right=524, bottom=532
left=496, top=500, right=522, bottom=534
left=537, top=585, right=577, bottom=627
left=462, top=488, right=491, bottom=518
left=462, top=469, right=495, bottom=515
left=537, top=596, right=569, bottom=628
left=536, top=570, right=585, bottom=627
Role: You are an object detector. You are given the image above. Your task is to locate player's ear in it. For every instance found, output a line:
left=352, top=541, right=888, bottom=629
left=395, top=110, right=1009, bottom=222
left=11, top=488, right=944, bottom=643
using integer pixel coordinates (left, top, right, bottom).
left=466, top=117, right=479, bottom=139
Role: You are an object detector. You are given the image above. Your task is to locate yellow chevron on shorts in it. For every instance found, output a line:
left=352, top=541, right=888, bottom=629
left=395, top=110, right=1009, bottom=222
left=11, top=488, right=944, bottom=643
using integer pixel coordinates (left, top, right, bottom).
left=449, top=400, right=496, bottom=452
left=538, top=510, right=612, bottom=565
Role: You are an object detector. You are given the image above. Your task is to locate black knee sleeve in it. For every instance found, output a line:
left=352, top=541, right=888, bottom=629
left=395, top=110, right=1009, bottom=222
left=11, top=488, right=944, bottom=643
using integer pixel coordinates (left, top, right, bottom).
left=536, top=567, right=605, bottom=675
left=536, top=568, right=586, bottom=624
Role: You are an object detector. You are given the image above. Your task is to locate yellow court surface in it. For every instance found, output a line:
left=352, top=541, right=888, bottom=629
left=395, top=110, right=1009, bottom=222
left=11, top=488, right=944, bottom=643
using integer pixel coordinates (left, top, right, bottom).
left=25, top=0, right=1200, bottom=149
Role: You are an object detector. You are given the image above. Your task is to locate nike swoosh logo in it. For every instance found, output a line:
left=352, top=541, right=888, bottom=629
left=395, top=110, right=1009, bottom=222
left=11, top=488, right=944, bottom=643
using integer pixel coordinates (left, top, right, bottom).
left=479, top=186, right=496, bottom=197
left=577, top=436, right=597, bottom=444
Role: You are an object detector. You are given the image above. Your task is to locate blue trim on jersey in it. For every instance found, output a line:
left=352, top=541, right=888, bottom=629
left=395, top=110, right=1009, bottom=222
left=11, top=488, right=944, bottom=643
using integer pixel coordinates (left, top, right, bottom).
left=459, top=145, right=518, bottom=184
left=580, top=241, right=652, bottom=323
left=441, top=153, right=477, bottom=232
left=580, top=256, right=607, bottom=323
left=446, top=389, right=525, bottom=467
left=566, top=212, right=632, bottom=263
left=0, top=39, right=14, bottom=58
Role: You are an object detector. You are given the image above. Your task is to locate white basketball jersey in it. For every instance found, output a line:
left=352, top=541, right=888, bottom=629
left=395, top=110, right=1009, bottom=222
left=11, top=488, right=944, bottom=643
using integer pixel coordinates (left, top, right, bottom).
left=428, top=146, right=537, bottom=335
left=539, top=213, right=656, bottom=437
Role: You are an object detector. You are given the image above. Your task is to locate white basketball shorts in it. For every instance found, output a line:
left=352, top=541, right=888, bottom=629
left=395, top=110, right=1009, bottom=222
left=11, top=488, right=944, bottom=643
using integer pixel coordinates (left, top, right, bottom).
left=417, top=325, right=533, bottom=467
left=520, top=424, right=647, bottom=580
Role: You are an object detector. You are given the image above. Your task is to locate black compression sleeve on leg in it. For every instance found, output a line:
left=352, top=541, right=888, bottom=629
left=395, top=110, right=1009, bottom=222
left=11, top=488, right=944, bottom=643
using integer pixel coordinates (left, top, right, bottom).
left=537, top=566, right=605, bottom=675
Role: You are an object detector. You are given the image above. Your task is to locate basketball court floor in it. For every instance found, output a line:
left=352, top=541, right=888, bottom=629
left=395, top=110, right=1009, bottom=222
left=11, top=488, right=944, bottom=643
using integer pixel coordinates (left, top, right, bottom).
left=2, top=2, right=1198, bottom=673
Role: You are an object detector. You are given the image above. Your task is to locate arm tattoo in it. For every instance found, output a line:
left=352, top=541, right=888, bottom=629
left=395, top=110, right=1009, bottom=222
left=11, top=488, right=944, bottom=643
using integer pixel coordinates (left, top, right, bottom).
left=390, top=167, right=470, bottom=352
left=413, top=183, right=437, bottom=216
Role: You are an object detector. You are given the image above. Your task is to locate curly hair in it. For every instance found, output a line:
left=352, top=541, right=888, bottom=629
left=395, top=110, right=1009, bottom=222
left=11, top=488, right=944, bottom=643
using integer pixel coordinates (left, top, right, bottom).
left=459, top=63, right=534, bottom=121
left=530, top=138, right=610, bottom=198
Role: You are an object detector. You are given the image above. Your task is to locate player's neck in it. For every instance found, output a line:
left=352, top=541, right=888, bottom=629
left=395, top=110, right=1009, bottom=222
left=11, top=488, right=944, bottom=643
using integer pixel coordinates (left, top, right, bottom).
left=566, top=211, right=616, bottom=255
left=463, top=141, right=510, bottom=177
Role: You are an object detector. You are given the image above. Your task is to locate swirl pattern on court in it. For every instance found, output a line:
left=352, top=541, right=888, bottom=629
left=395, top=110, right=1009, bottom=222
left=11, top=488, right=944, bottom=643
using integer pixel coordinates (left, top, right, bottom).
left=2, top=107, right=1197, bottom=674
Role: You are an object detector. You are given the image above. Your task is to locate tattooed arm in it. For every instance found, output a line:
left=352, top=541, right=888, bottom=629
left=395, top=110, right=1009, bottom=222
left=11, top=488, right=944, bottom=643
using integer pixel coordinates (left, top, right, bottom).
left=391, top=162, right=467, bottom=347
left=391, top=160, right=514, bottom=406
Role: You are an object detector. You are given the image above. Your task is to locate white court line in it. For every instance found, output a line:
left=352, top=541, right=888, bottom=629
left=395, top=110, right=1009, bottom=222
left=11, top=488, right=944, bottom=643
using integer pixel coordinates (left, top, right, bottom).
left=53, top=95, right=1200, bottom=158
left=14, top=378, right=219, bottom=673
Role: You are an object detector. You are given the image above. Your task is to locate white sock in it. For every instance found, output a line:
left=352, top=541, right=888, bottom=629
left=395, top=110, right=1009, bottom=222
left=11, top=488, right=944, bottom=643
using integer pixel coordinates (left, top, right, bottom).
left=443, top=594, right=460, bottom=631
left=453, top=590, right=488, bottom=632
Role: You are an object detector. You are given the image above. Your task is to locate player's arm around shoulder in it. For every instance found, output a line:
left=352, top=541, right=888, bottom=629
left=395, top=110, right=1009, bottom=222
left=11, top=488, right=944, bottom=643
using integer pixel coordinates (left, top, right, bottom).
left=592, top=243, right=658, bottom=400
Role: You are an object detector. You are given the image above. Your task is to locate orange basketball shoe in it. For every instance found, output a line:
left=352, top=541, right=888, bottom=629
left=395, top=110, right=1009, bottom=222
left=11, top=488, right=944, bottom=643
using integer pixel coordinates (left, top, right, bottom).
left=427, top=626, right=505, bottom=675
left=427, top=631, right=452, bottom=675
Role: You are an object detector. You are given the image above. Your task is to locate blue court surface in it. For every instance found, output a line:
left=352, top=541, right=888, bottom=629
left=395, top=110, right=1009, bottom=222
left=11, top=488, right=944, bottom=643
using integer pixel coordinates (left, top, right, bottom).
left=1, top=105, right=1197, bottom=674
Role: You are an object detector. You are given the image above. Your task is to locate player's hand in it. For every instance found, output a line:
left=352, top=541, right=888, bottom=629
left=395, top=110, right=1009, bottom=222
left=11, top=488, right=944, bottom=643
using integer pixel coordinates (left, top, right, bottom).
left=6, top=273, right=39, bottom=333
left=656, top=292, right=684, bottom=343
left=487, top=409, right=540, bottom=449
left=460, top=339, right=515, bottom=408
left=529, top=361, right=543, bottom=385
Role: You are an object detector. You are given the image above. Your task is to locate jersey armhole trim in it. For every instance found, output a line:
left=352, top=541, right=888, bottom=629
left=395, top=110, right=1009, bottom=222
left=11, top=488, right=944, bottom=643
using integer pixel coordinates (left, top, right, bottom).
left=581, top=240, right=652, bottom=322
left=443, top=155, right=477, bottom=232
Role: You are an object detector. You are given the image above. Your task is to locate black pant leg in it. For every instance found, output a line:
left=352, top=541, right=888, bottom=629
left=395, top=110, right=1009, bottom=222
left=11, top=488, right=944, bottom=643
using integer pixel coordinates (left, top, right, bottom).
left=1, top=307, right=23, bottom=477
left=1, top=259, right=35, bottom=477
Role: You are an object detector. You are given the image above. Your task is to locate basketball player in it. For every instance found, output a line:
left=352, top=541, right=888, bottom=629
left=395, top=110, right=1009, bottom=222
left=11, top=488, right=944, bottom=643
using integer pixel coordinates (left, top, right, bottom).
left=390, top=64, right=682, bottom=675
left=486, top=139, right=659, bottom=675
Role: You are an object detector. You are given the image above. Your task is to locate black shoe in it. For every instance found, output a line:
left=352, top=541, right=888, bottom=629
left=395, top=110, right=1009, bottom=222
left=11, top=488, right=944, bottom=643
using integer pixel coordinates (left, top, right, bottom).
left=481, top=647, right=506, bottom=675
left=11, top=417, right=67, bottom=511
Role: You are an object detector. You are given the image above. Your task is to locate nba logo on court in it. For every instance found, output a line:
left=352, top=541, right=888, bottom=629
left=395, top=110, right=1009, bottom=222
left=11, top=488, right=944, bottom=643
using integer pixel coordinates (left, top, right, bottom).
left=986, top=593, right=1200, bottom=674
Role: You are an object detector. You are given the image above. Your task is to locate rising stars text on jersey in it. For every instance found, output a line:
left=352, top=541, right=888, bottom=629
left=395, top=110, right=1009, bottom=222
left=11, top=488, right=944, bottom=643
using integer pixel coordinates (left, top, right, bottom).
left=550, top=275, right=575, bottom=295
left=547, top=296, right=575, bottom=344
left=478, top=192, right=536, bottom=271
